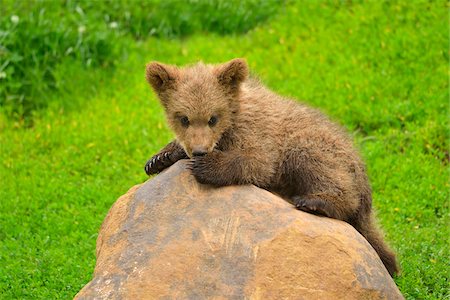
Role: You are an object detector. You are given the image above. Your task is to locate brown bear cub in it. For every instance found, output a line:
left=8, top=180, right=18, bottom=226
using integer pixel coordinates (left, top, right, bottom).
left=144, top=58, right=399, bottom=276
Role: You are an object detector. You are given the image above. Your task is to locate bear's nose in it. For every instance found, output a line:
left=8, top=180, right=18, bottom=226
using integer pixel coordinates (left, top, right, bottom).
left=192, top=147, right=207, bottom=157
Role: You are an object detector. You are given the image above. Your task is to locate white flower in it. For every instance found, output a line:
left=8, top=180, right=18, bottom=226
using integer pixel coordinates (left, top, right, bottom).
left=0, top=72, right=6, bottom=79
left=11, top=15, right=19, bottom=24
left=109, top=22, right=118, bottom=29
left=78, top=25, right=86, bottom=34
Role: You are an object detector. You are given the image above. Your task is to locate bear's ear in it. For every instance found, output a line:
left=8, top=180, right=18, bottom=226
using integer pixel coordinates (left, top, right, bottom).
left=215, top=58, right=248, bottom=89
left=146, top=62, right=178, bottom=94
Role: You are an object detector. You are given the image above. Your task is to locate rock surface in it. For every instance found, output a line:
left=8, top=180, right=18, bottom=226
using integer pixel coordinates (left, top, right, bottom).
left=76, top=160, right=403, bottom=300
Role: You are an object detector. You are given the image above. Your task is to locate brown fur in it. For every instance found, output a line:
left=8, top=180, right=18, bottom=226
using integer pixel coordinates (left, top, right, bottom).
left=144, top=58, right=399, bottom=276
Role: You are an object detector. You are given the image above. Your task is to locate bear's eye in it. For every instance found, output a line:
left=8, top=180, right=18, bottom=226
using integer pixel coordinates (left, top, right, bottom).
left=180, top=116, right=190, bottom=127
left=208, top=116, right=218, bottom=127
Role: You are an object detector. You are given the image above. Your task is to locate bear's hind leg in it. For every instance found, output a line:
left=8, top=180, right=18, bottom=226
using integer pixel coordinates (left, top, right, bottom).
left=292, top=193, right=353, bottom=221
left=294, top=196, right=337, bottom=218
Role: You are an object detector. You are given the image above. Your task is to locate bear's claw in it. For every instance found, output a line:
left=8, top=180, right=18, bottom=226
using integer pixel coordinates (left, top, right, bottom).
left=144, top=146, right=189, bottom=176
left=144, top=152, right=171, bottom=175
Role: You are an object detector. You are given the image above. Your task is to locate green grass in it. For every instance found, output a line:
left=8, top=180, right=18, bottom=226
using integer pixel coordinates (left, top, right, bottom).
left=1, top=0, right=281, bottom=121
left=0, top=1, right=448, bottom=299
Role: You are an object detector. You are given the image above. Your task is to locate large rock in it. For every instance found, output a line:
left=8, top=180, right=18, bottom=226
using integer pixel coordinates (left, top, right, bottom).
left=76, top=160, right=403, bottom=299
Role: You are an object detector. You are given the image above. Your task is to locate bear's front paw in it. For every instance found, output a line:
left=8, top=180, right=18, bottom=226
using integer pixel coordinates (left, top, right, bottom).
left=188, top=153, right=230, bottom=186
left=187, top=155, right=215, bottom=185
left=145, top=148, right=187, bottom=175
left=144, top=152, right=170, bottom=175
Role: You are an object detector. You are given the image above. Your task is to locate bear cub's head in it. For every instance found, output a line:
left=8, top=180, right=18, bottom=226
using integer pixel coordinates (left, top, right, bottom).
left=146, top=58, right=248, bottom=158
